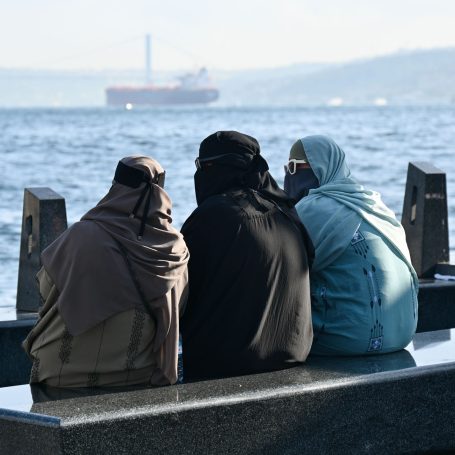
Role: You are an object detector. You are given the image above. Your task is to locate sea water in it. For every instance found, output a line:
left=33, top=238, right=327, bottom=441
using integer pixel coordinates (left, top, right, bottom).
left=1, top=106, right=455, bottom=309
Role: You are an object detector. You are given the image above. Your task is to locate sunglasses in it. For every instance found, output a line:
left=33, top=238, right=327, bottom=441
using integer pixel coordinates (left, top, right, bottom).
left=284, top=159, right=309, bottom=175
left=154, top=171, right=166, bottom=188
left=195, top=153, right=245, bottom=170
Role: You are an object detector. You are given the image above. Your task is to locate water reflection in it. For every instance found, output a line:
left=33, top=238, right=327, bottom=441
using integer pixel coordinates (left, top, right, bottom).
left=307, top=349, right=416, bottom=375
left=412, top=329, right=451, bottom=350
left=29, top=383, right=151, bottom=404
left=2, top=107, right=455, bottom=308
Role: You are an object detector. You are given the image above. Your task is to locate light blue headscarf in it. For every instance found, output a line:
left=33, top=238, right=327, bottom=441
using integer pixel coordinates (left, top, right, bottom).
left=295, top=135, right=418, bottom=287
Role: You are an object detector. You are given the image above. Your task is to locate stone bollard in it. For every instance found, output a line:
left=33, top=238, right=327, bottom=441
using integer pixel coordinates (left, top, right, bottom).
left=16, top=188, right=67, bottom=312
left=401, top=162, right=449, bottom=278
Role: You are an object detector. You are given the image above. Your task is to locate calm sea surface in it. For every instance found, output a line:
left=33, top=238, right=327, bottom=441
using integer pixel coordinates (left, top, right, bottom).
left=1, top=106, right=455, bottom=308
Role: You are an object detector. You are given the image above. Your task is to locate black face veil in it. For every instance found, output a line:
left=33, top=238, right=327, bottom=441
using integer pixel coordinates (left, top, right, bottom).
left=284, top=168, right=319, bottom=203
left=194, top=131, right=292, bottom=207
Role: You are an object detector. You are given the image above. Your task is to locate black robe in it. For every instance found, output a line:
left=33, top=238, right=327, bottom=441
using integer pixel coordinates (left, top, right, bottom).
left=181, top=131, right=314, bottom=379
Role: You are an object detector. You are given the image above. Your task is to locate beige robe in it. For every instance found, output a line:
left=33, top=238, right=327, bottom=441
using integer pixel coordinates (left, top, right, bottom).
left=23, top=267, right=187, bottom=387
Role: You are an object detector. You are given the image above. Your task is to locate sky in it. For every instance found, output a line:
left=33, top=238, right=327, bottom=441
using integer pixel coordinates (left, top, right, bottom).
left=2, top=0, right=455, bottom=71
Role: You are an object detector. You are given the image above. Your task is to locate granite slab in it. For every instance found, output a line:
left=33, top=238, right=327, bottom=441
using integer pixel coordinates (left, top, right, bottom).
left=0, top=307, right=36, bottom=387
left=0, top=307, right=37, bottom=325
left=417, top=279, right=455, bottom=332
left=16, top=187, right=67, bottom=312
left=1, top=329, right=455, bottom=454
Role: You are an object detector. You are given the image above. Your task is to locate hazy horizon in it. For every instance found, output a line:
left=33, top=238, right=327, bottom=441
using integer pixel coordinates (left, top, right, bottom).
left=0, top=45, right=453, bottom=74
left=3, top=0, right=455, bottom=72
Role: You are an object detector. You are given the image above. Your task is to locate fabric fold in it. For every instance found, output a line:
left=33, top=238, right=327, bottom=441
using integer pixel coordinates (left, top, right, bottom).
left=296, top=135, right=418, bottom=288
left=39, top=156, right=189, bottom=385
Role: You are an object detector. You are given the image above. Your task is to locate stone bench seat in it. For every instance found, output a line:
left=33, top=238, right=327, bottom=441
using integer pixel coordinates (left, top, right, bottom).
left=1, top=328, right=455, bottom=454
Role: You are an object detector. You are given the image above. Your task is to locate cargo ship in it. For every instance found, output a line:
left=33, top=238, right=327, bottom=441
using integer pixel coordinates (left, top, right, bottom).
left=106, top=35, right=219, bottom=107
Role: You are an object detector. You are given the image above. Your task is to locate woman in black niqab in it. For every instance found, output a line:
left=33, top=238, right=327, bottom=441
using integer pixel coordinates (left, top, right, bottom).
left=194, top=131, right=292, bottom=207
left=181, top=131, right=314, bottom=380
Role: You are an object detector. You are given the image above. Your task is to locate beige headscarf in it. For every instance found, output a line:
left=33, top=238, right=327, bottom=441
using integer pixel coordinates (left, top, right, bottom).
left=41, top=156, right=189, bottom=384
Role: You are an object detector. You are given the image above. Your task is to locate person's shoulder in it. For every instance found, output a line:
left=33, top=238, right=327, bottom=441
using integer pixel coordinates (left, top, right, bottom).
left=190, top=194, right=243, bottom=219
left=296, top=193, right=342, bottom=214
left=67, top=220, right=105, bottom=236
left=181, top=194, right=242, bottom=234
left=62, top=220, right=110, bottom=248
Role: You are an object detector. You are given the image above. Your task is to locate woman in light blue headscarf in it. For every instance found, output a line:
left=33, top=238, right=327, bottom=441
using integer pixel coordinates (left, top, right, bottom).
left=284, top=135, right=418, bottom=355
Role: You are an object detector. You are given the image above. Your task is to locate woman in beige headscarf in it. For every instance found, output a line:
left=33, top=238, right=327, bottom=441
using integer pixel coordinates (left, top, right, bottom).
left=23, top=156, right=189, bottom=387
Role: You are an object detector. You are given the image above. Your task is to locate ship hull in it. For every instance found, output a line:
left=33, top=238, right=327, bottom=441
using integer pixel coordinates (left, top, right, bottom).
left=106, top=87, right=219, bottom=106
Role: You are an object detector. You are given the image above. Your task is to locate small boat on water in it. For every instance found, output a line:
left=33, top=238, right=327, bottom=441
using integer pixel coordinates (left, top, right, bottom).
left=106, top=35, right=219, bottom=107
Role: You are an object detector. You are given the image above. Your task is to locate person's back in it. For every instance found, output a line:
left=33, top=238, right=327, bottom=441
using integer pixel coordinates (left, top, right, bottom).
left=181, top=131, right=313, bottom=379
left=23, top=156, right=189, bottom=387
left=284, top=135, right=418, bottom=355
left=309, top=219, right=417, bottom=354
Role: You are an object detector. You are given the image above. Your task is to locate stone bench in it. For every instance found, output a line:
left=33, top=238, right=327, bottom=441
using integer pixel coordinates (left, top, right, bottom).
left=0, top=308, right=36, bottom=387
left=1, top=162, right=455, bottom=453
left=1, top=328, right=454, bottom=454
left=417, top=278, right=455, bottom=332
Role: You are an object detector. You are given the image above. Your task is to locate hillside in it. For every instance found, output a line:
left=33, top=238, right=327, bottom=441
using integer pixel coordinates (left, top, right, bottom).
left=218, top=48, right=455, bottom=106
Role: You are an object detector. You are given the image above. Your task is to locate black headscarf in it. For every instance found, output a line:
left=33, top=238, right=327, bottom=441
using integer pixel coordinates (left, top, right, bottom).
left=194, top=131, right=293, bottom=207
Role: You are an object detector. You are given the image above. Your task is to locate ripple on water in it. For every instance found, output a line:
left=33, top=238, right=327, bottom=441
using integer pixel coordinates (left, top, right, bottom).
left=1, top=106, right=455, bottom=308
